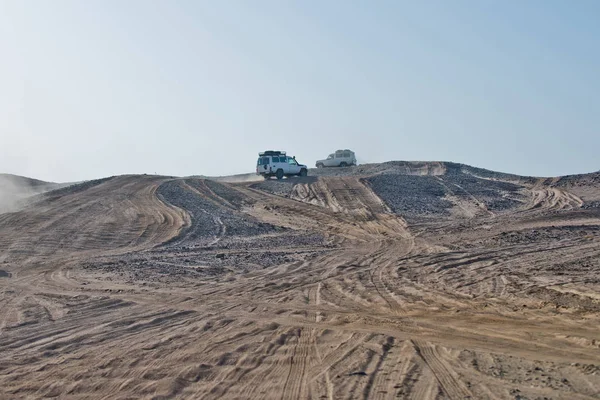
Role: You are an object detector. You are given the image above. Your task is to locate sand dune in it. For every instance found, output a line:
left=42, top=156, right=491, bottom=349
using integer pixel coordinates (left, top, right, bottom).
left=1, top=162, right=599, bottom=399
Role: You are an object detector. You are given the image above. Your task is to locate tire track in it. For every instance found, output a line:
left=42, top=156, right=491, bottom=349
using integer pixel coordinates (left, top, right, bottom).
left=281, top=327, right=311, bottom=399
left=1, top=169, right=600, bottom=398
left=372, top=341, right=417, bottom=400
left=412, top=340, right=472, bottom=400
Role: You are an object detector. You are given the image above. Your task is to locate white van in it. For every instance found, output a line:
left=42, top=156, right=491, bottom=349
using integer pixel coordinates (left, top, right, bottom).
left=315, top=149, right=357, bottom=168
left=256, top=151, right=308, bottom=179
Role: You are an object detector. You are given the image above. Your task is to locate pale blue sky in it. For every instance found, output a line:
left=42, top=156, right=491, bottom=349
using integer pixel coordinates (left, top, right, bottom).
left=1, top=0, right=598, bottom=182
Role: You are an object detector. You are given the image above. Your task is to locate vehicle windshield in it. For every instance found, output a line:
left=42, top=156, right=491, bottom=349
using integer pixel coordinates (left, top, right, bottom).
left=327, top=154, right=334, bottom=160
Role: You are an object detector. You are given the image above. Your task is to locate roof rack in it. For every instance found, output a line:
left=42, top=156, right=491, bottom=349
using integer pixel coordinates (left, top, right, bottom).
left=259, top=150, right=286, bottom=156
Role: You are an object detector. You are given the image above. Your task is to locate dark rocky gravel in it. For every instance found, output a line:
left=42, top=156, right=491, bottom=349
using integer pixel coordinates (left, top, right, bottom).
left=308, top=161, right=442, bottom=178
left=42, top=177, right=115, bottom=201
left=212, top=233, right=326, bottom=251
left=85, top=233, right=328, bottom=283
left=308, top=161, right=533, bottom=181
left=247, top=162, right=529, bottom=219
left=364, top=175, right=453, bottom=219
left=553, top=172, right=600, bottom=187
left=203, top=179, right=253, bottom=209
left=440, top=173, right=527, bottom=211
left=583, top=201, right=600, bottom=209
left=81, top=164, right=598, bottom=282
left=93, top=178, right=331, bottom=282
left=362, top=164, right=528, bottom=219
left=446, top=162, right=537, bottom=185
left=157, top=180, right=277, bottom=245
left=472, top=225, right=600, bottom=248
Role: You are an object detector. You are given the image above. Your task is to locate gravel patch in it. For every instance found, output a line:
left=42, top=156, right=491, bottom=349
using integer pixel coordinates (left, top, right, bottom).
left=583, top=201, right=600, bottom=209
left=203, top=179, right=252, bottom=208
left=42, top=177, right=114, bottom=200
left=440, top=173, right=527, bottom=211
left=309, top=161, right=528, bottom=180
left=85, top=231, right=328, bottom=283
left=308, top=161, right=442, bottom=177
left=447, top=162, right=538, bottom=185
left=157, top=180, right=276, bottom=245
left=365, top=175, right=453, bottom=219
left=85, top=178, right=332, bottom=281
left=365, top=172, right=527, bottom=220
left=553, top=172, right=600, bottom=188
left=474, top=226, right=600, bottom=248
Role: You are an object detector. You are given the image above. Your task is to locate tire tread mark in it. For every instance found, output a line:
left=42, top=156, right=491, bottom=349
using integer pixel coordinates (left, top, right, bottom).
left=412, top=340, right=471, bottom=400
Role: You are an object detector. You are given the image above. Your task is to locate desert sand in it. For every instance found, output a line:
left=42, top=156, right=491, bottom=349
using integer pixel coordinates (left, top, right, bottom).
left=1, top=162, right=599, bottom=399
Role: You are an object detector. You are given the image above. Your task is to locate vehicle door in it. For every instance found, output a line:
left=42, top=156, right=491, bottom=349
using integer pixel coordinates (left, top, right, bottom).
left=324, top=154, right=335, bottom=167
left=257, top=156, right=270, bottom=174
left=342, top=151, right=352, bottom=164
left=270, top=156, right=282, bottom=173
left=334, top=152, right=344, bottom=166
left=287, top=157, right=301, bottom=174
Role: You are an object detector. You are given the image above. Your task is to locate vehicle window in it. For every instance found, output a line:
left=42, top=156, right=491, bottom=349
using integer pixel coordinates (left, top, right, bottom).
left=257, top=158, right=261, bottom=165
left=263, top=157, right=270, bottom=164
left=343, top=151, right=351, bottom=158
left=272, top=157, right=279, bottom=163
left=327, top=154, right=333, bottom=160
left=288, top=158, right=297, bottom=165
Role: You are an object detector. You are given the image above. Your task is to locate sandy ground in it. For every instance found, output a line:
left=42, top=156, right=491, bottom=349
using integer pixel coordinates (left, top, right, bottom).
left=0, top=163, right=599, bottom=399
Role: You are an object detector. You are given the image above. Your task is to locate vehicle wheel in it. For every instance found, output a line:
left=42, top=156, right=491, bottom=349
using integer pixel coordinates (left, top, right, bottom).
left=299, top=169, right=308, bottom=177
left=340, top=162, right=348, bottom=167
left=276, top=169, right=284, bottom=180
left=316, top=163, right=324, bottom=168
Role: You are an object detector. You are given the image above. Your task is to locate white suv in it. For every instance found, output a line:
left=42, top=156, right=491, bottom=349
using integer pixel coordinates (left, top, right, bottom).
left=316, top=149, right=357, bottom=168
left=256, top=151, right=308, bottom=180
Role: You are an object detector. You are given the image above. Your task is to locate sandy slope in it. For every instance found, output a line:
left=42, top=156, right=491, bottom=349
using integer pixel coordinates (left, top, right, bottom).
left=0, top=164, right=599, bottom=399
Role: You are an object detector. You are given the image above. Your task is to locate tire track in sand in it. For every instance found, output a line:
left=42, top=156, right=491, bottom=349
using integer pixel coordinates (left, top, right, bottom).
left=412, top=340, right=472, bottom=400
left=281, top=327, right=311, bottom=399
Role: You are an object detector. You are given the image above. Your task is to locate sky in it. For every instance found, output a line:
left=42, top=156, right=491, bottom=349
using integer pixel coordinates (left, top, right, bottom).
left=1, top=0, right=599, bottom=182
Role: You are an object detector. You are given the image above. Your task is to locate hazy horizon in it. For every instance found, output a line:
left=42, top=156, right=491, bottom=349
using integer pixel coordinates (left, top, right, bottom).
left=1, top=0, right=599, bottom=182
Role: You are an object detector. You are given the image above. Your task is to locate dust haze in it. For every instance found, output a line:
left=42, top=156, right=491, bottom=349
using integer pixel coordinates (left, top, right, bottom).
left=210, top=173, right=264, bottom=184
left=0, top=174, right=49, bottom=213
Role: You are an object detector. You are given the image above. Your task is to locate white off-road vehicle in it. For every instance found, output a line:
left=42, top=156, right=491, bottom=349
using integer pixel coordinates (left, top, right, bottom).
left=256, top=151, right=308, bottom=180
left=315, top=149, right=357, bottom=168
